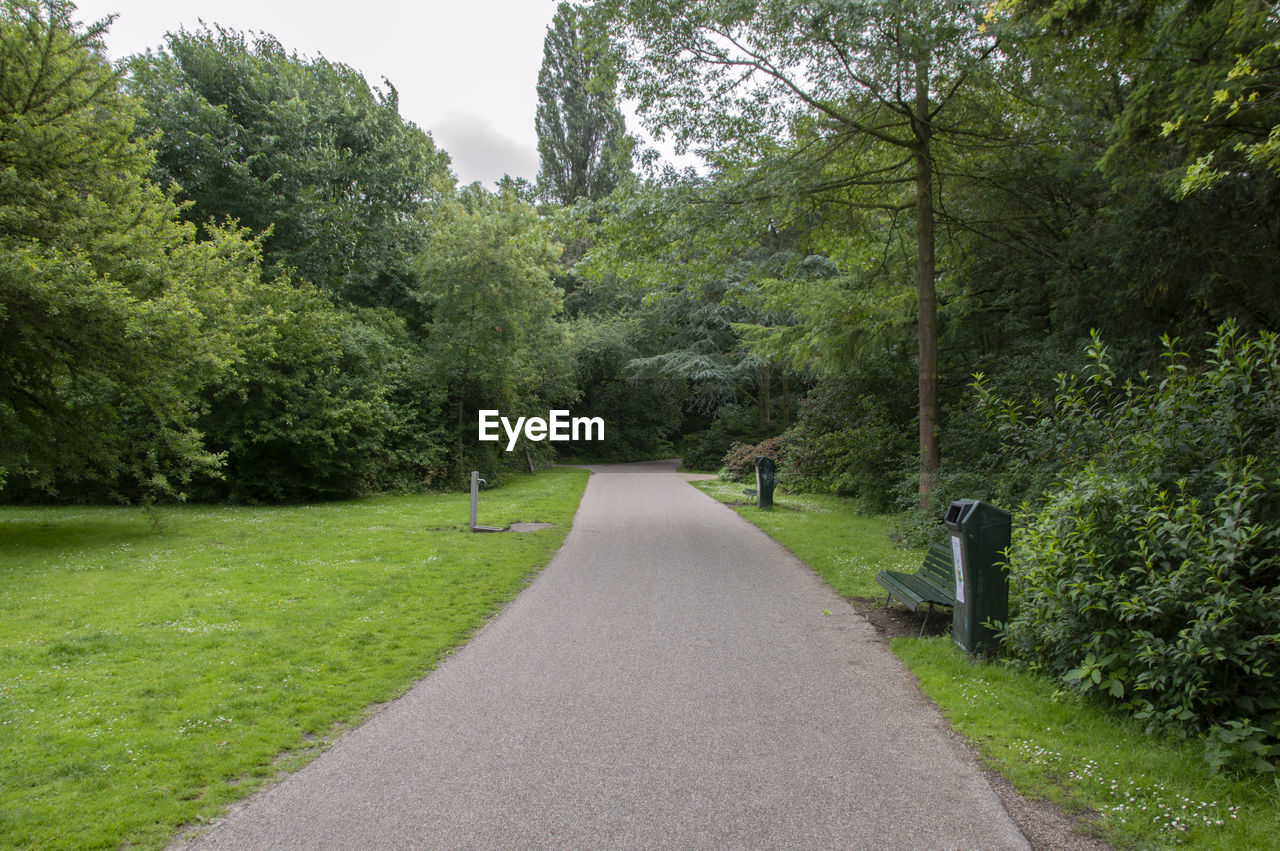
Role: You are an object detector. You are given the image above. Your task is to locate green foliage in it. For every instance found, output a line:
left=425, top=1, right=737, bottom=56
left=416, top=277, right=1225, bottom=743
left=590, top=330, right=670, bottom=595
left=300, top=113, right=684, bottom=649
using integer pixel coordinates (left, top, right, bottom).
left=0, top=1, right=243, bottom=501
left=415, top=189, right=567, bottom=483
left=599, top=0, right=1000, bottom=158
left=732, top=254, right=917, bottom=380
left=991, top=324, right=1280, bottom=772
left=195, top=279, right=429, bottom=502
left=126, top=25, right=452, bottom=306
left=570, top=177, right=755, bottom=303
left=1011, top=0, right=1280, bottom=193
left=627, top=274, right=777, bottom=419
left=781, top=358, right=915, bottom=510
left=535, top=2, right=632, bottom=204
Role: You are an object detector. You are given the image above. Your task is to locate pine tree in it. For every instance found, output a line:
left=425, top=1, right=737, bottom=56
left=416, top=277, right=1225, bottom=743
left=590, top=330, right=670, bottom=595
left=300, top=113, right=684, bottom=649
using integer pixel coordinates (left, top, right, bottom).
left=535, top=2, right=630, bottom=205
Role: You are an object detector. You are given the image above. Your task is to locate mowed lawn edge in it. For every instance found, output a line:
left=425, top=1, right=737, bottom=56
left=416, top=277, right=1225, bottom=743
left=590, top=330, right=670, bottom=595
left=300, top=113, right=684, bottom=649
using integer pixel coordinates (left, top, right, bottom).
left=688, top=478, right=920, bottom=599
left=690, top=479, right=1280, bottom=850
left=0, top=467, right=589, bottom=850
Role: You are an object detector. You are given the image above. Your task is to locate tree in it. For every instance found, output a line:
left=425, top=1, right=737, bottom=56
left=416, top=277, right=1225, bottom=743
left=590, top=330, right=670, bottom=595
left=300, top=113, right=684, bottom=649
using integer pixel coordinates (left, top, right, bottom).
left=414, top=187, right=566, bottom=481
left=595, top=0, right=1003, bottom=497
left=126, top=26, right=453, bottom=309
left=0, top=0, right=249, bottom=500
left=536, top=2, right=632, bottom=204
left=193, top=273, right=424, bottom=502
left=1011, top=0, right=1280, bottom=195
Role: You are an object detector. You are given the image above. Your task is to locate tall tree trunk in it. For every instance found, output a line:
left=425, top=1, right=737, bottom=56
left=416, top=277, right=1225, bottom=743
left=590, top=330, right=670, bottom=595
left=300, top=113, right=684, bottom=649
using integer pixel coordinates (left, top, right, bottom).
left=914, top=65, right=940, bottom=501
left=455, top=390, right=467, bottom=485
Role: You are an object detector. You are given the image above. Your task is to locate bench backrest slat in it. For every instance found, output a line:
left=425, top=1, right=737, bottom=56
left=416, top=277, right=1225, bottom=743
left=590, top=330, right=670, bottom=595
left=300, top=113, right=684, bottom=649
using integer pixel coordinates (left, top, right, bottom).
left=921, top=542, right=954, bottom=582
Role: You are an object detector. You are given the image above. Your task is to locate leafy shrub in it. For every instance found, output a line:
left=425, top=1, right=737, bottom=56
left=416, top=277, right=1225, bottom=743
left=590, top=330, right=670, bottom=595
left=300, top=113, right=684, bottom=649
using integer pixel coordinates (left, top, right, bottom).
left=784, top=400, right=905, bottom=510
left=779, top=367, right=913, bottom=509
left=992, top=323, right=1280, bottom=773
left=722, top=434, right=789, bottom=481
left=195, top=282, right=404, bottom=502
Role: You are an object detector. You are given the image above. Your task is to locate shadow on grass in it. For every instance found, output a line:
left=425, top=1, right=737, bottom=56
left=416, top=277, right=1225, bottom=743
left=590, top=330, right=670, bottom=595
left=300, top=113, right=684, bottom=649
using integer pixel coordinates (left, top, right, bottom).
left=0, top=514, right=160, bottom=557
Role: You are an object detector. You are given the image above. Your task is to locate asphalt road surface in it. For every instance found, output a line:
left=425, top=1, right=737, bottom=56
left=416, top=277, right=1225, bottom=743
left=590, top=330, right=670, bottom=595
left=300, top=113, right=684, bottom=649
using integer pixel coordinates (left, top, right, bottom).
left=184, top=460, right=1028, bottom=850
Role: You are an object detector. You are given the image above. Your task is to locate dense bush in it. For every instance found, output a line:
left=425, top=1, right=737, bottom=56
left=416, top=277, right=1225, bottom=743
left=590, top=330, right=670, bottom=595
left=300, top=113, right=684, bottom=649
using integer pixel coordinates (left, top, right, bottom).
left=682, top=403, right=773, bottom=472
left=195, top=282, right=413, bottom=502
left=783, top=399, right=903, bottom=510
left=721, top=433, right=790, bottom=482
left=780, top=365, right=914, bottom=510
left=993, top=324, right=1280, bottom=773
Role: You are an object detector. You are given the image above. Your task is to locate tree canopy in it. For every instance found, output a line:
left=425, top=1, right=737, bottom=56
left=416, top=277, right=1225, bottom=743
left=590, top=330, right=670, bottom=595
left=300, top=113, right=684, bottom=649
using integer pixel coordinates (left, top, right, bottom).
left=536, top=2, right=632, bottom=204
left=126, top=26, right=453, bottom=307
left=0, top=0, right=240, bottom=499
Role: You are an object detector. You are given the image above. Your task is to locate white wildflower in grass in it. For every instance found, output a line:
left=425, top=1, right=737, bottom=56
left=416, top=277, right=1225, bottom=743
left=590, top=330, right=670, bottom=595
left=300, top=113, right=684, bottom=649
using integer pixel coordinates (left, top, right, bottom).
left=1011, top=740, right=1241, bottom=837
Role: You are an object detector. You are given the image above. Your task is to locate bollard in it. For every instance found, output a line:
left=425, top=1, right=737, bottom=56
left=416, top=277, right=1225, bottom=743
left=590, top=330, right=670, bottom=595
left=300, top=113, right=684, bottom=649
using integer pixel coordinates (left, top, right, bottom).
left=469, top=471, right=504, bottom=532
left=469, top=470, right=485, bottom=530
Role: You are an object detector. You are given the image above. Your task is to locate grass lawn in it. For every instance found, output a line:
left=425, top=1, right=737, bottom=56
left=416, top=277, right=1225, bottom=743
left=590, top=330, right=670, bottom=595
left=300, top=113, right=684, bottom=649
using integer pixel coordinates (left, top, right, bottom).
left=692, top=478, right=1280, bottom=849
left=896, top=637, right=1280, bottom=849
left=0, top=467, right=588, bottom=850
left=689, top=478, right=918, bottom=598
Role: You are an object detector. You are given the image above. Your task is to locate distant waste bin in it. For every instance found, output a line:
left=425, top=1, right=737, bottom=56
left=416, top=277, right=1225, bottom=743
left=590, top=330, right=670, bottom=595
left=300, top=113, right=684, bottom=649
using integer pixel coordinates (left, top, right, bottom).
left=944, top=499, right=1012, bottom=655
left=754, top=456, right=776, bottom=510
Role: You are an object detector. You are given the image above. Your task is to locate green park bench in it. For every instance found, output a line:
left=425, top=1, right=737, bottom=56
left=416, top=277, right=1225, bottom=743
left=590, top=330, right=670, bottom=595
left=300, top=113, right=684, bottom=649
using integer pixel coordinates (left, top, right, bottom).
left=875, top=542, right=956, bottom=636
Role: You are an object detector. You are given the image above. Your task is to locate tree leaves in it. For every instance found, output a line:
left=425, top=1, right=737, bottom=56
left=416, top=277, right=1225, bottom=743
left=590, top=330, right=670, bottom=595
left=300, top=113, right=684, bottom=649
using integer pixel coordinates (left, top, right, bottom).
left=536, top=2, right=633, bottom=204
left=126, top=25, right=453, bottom=305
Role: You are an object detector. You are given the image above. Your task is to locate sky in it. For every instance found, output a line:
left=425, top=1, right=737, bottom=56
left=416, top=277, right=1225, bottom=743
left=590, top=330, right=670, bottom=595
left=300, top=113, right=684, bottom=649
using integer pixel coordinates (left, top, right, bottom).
left=70, top=0, right=624, bottom=188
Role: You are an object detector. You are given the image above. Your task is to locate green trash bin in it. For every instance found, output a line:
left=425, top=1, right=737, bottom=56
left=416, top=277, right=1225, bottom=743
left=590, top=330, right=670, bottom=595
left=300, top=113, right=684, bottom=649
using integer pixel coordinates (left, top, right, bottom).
left=754, top=456, right=776, bottom=510
left=944, top=499, right=1012, bottom=655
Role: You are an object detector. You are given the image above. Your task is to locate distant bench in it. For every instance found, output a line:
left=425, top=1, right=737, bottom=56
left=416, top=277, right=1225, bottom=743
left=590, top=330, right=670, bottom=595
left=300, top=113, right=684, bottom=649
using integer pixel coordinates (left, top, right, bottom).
left=875, top=542, right=956, bottom=636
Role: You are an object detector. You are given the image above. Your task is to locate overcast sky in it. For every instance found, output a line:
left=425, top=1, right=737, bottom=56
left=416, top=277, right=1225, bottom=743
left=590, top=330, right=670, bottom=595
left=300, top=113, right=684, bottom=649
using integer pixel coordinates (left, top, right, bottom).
left=71, top=0, right=587, bottom=187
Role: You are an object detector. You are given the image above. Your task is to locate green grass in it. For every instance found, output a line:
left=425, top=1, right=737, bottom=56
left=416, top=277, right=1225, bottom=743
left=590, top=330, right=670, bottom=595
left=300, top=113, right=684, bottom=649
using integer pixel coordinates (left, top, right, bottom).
left=895, top=638, right=1280, bottom=849
left=690, top=479, right=919, bottom=598
left=693, top=478, right=1280, bottom=849
left=0, top=467, right=588, bottom=850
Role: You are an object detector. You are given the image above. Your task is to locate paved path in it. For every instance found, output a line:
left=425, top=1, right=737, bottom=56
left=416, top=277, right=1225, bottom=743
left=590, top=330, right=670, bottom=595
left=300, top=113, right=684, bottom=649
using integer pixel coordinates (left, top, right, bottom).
left=187, top=460, right=1027, bottom=850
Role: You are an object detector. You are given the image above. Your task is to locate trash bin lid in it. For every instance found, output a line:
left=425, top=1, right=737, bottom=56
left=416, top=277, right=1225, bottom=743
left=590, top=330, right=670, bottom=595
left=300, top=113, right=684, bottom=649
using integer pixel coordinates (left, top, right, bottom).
left=944, top=499, right=974, bottom=533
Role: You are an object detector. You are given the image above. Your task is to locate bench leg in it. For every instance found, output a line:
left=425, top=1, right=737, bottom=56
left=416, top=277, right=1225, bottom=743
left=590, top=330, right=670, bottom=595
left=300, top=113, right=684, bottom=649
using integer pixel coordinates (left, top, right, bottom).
left=883, top=593, right=892, bottom=610
left=919, top=602, right=933, bottom=637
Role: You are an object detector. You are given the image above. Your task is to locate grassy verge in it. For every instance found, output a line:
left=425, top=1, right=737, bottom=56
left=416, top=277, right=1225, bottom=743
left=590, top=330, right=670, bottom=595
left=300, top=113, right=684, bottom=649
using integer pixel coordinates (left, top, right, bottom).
left=0, top=467, right=588, bottom=850
left=691, top=479, right=1280, bottom=849
left=895, top=637, right=1279, bottom=848
left=690, top=478, right=917, bottom=598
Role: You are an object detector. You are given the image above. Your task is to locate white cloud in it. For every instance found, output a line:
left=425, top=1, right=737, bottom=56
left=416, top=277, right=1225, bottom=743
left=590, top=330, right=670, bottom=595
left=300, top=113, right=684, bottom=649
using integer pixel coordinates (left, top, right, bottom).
left=432, top=112, right=540, bottom=188
left=75, top=0, right=559, bottom=187
left=74, top=0, right=702, bottom=189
